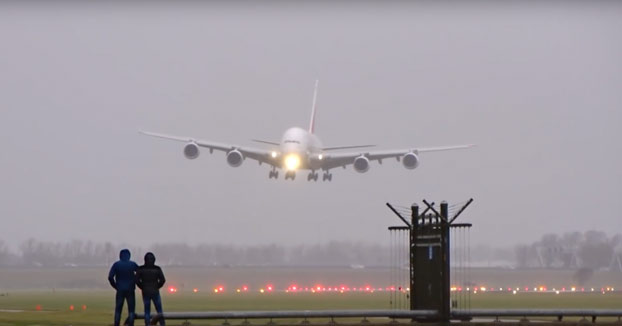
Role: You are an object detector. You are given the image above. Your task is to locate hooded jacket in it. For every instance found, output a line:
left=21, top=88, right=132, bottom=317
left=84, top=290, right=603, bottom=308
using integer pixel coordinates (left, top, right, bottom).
left=108, top=249, right=139, bottom=291
left=135, top=252, right=166, bottom=297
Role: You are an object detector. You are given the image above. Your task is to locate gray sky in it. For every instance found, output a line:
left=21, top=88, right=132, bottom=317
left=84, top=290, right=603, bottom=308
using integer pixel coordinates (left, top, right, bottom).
left=1, top=1, right=621, bottom=251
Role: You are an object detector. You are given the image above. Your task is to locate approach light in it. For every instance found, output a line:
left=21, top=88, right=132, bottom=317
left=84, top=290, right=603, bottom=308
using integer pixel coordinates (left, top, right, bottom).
left=284, top=154, right=301, bottom=171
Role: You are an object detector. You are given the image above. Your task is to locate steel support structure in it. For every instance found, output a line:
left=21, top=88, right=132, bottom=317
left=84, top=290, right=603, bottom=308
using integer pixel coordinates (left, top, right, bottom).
left=388, top=199, right=473, bottom=324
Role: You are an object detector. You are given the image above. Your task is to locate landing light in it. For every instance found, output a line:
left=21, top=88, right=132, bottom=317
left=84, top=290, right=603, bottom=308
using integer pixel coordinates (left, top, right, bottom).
left=271, top=151, right=278, bottom=158
left=318, top=154, right=323, bottom=160
left=284, top=154, right=301, bottom=171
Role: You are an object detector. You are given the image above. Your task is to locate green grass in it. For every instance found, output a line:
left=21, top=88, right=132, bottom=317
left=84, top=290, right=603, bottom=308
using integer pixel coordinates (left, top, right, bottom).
left=0, top=290, right=621, bottom=326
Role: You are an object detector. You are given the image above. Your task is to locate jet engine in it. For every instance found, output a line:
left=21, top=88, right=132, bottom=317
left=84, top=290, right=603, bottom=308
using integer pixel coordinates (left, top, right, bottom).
left=402, top=152, right=420, bottom=169
left=183, top=142, right=200, bottom=159
left=353, top=156, right=370, bottom=173
left=226, top=150, right=244, bottom=167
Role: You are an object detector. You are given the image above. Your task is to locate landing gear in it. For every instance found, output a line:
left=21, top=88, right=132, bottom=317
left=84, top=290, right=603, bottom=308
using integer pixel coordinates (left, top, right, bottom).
left=322, top=172, right=332, bottom=182
left=268, top=170, right=279, bottom=179
left=284, top=171, right=296, bottom=180
left=307, top=171, right=319, bottom=181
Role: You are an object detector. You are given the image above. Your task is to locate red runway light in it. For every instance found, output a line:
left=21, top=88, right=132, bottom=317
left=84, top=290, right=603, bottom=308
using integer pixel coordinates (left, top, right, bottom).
left=82, top=305, right=87, bottom=310
left=266, top=285, right=273, bottom=292
left=69, top=305, right=74, bottom=311
left=35, top=305, right=41, bottom=311
left=242, top=286, right=248, bottom=291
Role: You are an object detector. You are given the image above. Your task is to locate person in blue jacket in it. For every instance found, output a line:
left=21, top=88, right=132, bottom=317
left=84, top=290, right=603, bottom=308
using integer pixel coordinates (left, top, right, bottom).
left=108, top=249, right=139, bottom=326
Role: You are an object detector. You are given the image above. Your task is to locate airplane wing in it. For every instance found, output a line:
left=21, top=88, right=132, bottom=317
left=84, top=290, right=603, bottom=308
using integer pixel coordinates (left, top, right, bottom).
left=318, top=144, right=475, bottom=170
left=140, top=131, right=280, bottom=167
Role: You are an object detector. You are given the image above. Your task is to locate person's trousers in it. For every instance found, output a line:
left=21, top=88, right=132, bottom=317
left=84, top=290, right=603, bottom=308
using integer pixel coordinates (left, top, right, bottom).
left=143, top=292, right=164, bottom=326
left=114, top=290, right=135, bottom=326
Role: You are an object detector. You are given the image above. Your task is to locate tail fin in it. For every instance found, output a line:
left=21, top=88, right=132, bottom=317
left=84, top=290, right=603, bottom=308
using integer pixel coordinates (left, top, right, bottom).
left=309, top=80, right=319, bottom=134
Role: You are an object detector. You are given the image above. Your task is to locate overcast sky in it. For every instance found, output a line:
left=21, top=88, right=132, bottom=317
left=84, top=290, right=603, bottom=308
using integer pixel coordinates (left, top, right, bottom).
left=1, top=1, right=621, bottom=251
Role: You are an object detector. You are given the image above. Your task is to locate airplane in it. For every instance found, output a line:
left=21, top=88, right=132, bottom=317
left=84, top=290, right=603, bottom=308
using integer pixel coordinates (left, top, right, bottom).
left=140, top=81, right=474, bottom=181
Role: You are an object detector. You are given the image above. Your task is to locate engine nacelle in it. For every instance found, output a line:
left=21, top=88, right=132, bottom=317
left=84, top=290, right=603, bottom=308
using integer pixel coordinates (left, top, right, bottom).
left=402, top=152, right=420, bottom=169
left=183, top=142, right=200, bottom=159
left=353, top=155, right=370, bottom=173
left=226, top=150, right=244, bottom=167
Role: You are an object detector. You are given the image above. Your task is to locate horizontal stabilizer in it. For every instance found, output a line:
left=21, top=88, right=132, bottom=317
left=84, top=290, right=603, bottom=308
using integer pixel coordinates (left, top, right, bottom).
left=252, top=139, right=281, bottom=146
left=322, top=144, right=376, bottom=151
left=417, top=144, right=476, bottom=153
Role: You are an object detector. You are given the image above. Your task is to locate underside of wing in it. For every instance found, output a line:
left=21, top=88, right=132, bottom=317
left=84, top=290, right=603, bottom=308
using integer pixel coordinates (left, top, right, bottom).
left=140, top=130, right=280, bottom=167
left=319, top=144, right=474, bottom=172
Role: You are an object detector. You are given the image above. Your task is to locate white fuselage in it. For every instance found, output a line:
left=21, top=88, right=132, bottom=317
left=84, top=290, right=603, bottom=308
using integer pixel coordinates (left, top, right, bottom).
left=279, top=127, right=323, bottom=171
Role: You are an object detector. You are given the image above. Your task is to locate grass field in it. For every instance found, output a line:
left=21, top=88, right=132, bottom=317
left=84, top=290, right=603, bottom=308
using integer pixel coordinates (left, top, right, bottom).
left=1, top=267, right=620, bottom=325
left=1, top=290, right=621, bottom=326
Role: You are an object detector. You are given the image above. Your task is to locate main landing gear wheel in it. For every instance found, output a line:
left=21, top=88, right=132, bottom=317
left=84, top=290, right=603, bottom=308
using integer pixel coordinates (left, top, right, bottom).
left=322, top=172, right=332, bottom=182
left=285, top=171, right=296, bottom=180
left=307, top=172, right=319, bottom=181
left=268, top=170, right=279, bottom=179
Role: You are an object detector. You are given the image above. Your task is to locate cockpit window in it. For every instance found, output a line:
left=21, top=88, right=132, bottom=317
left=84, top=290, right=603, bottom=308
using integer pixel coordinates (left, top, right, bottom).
left=284, top=140, right=300, bottom=144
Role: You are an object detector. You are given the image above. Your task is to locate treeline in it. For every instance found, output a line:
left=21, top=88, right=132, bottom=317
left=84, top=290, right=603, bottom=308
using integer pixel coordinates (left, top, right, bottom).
left=466, top=231, right=622, bottom=271
left=0, top=239, right=390, bottom=268
left=514, top=231, right=622, bottom=270
left=2, top=231, right=620, bottom=269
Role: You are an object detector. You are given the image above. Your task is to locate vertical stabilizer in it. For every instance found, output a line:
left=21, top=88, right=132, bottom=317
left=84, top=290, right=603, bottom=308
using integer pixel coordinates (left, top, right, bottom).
left=309, top=80, right=319, bottom=134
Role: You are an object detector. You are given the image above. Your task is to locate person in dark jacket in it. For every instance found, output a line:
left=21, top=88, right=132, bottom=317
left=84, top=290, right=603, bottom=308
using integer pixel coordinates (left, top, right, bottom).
left=135, top=252, right=166, bottom=326
left=108, top=249, right=139, bottom=326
